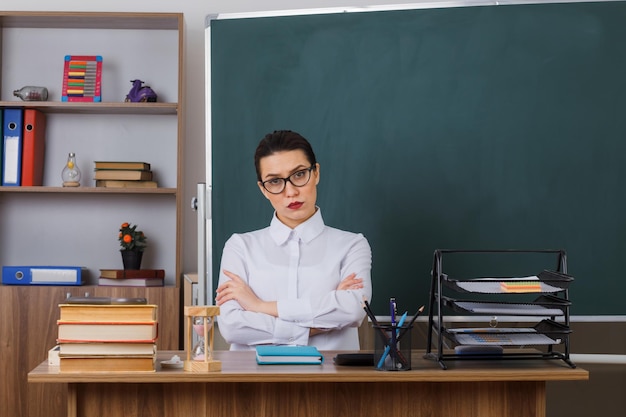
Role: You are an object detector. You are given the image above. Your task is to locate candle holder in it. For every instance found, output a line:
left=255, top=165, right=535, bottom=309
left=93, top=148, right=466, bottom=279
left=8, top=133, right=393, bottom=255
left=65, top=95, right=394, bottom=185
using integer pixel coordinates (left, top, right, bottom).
left=184, top=305, right=221, bottom=372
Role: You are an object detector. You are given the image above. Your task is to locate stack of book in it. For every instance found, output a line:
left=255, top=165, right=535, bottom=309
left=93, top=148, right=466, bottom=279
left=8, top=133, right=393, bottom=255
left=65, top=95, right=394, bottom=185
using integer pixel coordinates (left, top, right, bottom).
left=56, top=302, right=158, bottom=372
left=98, top=269, right=165, bottom=287
left=94, top=161, right=157, bottom=188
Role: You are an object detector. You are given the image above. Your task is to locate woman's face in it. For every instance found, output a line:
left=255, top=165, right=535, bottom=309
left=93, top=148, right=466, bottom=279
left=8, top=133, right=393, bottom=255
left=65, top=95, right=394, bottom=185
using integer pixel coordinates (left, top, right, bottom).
left=257, top=149, right=320, bottom=229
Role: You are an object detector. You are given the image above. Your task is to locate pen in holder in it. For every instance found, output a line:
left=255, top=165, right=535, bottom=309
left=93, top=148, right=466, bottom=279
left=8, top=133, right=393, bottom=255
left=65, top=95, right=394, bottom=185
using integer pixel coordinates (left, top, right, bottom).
left=373, top=323, right=412, bottom=371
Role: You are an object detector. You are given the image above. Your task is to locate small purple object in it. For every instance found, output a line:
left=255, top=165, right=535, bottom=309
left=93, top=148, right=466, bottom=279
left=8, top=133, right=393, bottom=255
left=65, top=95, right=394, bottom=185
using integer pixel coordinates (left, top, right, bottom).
left=125, top=79, right=157, bottom=102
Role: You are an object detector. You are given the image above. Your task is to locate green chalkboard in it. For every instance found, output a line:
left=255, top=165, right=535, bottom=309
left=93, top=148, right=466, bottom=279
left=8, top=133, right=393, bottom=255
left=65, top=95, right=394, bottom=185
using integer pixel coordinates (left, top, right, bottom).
left=210, top=1, right=626, bottom=316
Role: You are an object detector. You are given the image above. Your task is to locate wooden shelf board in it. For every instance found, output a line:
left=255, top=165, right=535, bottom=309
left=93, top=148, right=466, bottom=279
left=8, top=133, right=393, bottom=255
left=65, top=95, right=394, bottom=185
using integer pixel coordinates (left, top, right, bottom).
left=0, top=186, right=177, bottom=194
left=0, top=101, right=178, bottom=115
left=0, top=12, right=181, bottom=30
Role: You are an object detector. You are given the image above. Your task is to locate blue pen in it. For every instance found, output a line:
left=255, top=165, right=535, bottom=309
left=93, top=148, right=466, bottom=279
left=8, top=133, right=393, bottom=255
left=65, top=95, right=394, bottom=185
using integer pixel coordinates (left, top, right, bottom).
left=396, top=311, right=408, bottom=329
left=389, top=298, right=398, bottom=366
left=377, top=311, right=408, bottom=369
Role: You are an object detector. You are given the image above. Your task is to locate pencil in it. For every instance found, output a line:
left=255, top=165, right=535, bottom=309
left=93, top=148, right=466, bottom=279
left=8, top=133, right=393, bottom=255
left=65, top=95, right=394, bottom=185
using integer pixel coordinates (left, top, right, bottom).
left=362, top=297, right=379, bottom=325
left=362, top=297, right=389, bottom=346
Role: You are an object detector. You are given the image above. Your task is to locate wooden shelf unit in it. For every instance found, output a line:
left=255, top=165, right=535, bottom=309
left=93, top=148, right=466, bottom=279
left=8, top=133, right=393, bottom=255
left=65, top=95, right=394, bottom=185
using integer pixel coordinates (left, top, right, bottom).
left=0, top=11, right=185, bottom=417
left=0, top=11, right=184, bottom=285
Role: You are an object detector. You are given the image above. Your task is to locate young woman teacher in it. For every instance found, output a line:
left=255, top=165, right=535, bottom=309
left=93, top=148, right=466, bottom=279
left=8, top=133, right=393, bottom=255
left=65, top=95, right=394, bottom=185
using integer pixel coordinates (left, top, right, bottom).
left=216, top=130, right=373, bottom=350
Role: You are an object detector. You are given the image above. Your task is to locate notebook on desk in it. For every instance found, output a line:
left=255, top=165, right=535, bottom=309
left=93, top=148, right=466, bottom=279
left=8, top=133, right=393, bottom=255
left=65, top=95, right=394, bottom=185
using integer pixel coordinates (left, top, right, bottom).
left=255, top=345, right=324, bottom=365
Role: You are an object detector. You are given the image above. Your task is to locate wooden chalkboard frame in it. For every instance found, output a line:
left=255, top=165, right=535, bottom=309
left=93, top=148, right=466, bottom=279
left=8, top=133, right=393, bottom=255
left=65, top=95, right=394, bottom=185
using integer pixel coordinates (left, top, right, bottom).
left=206, top=1, right=626, bottom=316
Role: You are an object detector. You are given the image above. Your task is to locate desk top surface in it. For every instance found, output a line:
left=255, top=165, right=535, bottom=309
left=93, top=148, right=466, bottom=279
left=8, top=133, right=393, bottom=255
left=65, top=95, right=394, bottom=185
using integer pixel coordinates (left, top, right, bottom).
left=28, top=350, right=589, bottom=384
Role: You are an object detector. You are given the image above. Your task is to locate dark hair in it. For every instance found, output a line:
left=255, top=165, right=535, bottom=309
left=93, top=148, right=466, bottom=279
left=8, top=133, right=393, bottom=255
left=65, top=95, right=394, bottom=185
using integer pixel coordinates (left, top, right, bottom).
left=254, top=130, right=317, bottom=181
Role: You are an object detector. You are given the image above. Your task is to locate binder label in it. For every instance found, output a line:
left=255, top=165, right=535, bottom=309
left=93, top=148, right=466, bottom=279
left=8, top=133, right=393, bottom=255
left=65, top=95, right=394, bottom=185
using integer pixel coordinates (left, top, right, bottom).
left=3, top=136, right=20, bottom=184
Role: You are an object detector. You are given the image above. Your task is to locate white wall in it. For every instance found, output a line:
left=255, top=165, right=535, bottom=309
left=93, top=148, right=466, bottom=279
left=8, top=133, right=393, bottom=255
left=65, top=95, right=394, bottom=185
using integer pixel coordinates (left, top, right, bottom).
left=6, top=0, right=434, bottom=275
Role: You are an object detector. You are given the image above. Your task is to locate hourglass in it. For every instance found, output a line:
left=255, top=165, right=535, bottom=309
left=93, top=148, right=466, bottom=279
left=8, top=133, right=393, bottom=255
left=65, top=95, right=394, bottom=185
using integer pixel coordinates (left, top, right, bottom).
left=184, top=305, right=221, bottom=372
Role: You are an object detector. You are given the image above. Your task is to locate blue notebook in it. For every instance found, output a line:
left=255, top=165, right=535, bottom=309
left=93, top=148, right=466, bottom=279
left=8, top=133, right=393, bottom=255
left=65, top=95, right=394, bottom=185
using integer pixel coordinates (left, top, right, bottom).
left=255, top=345, right=324, bottom=365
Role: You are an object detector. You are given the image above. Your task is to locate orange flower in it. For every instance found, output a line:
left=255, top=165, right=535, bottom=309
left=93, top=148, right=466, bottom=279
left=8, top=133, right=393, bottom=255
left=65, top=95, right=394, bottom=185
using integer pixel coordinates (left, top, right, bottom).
left=118, top=222, right=147, bottom=251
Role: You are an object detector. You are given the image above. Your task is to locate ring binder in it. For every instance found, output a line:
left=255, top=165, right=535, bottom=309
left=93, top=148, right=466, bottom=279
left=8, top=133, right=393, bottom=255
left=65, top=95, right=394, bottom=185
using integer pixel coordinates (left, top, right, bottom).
left=2, top=266, right=84, bottom=285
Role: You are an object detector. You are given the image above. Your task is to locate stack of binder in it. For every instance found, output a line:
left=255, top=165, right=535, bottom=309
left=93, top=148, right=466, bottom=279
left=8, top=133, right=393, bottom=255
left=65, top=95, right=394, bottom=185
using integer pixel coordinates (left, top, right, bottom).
left=1, top=108, right=47, bottom=186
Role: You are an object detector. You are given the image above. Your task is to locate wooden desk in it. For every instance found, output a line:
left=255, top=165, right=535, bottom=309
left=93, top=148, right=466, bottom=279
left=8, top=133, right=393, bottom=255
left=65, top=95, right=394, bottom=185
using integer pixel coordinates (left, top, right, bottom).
left=29, top=350, right=588, bottom=417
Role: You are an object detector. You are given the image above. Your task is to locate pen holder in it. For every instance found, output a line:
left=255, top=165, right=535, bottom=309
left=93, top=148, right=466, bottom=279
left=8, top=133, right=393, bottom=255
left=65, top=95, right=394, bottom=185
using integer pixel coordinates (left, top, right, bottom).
left=373, top=324, right=412, bottom=371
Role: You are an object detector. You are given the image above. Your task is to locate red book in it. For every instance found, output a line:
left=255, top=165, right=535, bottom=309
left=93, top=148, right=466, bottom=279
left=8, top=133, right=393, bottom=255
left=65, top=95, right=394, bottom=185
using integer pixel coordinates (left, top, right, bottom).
left=21, top=109, right=46, bottom=186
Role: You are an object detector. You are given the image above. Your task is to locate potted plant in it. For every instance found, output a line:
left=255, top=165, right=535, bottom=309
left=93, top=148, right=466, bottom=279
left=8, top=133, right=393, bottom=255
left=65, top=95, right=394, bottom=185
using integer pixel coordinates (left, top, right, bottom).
left=119, top=222, right=147, bottom=269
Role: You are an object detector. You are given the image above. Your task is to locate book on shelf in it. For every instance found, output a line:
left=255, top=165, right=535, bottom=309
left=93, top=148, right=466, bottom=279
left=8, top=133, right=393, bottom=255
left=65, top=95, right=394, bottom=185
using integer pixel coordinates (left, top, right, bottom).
left=99, top=269, right=165, bottom=279
left=59, top=303, right=157, bottom=322
left=57, top=321, right=158, bottom=343
left=98, top=277, right=164, bottom=287
left=93, top=169, right=153, bottom=181
left=255, top=345, right=324, bottom=365
left=94, top=161, right=151, bottom=170
left=59, top=355, right=156, bottom=372
left=96, top=180, right=158, bottom=188
left=59, top=342, right=156, bottom=356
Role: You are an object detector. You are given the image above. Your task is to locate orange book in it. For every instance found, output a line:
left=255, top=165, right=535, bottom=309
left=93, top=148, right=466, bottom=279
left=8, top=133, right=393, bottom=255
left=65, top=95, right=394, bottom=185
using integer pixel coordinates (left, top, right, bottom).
left=21, top=109, right=46, bottom=186
left=59, top=355, right=155, bottom=373
left=58, top=304, right=157, bottom=322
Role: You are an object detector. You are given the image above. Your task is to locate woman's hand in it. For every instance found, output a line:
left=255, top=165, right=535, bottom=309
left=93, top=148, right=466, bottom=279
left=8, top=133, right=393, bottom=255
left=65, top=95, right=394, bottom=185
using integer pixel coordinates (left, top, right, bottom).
left=217, top=270, right=361, bottom=333
left=336, top=273, right=363, bottom=291
left=308, top=274, right=362, bottom=337
left=216, top=270, right=277, bottom=316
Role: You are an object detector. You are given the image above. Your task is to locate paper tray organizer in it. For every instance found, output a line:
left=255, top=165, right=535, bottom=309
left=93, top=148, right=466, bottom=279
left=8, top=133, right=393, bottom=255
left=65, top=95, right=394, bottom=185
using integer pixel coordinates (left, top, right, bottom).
left=424, top=249, right=576, bottom=370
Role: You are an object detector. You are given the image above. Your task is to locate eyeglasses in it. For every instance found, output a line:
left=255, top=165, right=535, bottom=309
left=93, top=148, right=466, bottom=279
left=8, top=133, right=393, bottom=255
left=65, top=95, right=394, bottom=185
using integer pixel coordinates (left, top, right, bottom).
left=260, top=165, right=316, bottom=194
